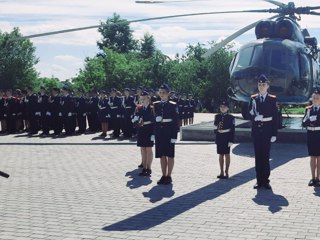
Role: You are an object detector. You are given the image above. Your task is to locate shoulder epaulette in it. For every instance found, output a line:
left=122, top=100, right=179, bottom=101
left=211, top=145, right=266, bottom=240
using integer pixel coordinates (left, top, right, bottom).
left=251, top=93, right=259, bottom=98
left=306, top=105, right=312, bottom=109
left=268, top=94, right=276, bottom=98
left=153, top=101, right=160, bottom=104
left=169, top=101, right=177, bottom=104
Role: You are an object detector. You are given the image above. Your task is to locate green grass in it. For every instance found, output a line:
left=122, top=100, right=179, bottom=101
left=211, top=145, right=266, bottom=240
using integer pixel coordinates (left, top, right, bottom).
left=283, top=107, right=305, bottom=115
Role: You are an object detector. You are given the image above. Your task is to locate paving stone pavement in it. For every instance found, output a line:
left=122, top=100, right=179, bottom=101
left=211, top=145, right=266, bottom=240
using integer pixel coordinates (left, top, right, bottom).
left=0, top=114, right=319, bottom=240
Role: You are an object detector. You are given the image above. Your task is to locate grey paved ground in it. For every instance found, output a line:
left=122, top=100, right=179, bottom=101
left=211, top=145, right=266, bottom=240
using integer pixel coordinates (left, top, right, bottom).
left=0, top=113, right=319, bottom=240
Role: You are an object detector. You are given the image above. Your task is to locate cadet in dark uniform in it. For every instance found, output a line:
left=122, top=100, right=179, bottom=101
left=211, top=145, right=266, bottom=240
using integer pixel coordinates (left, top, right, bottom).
left=182, top=93, right=189, bottom=126
left=0, top=89, right=7, bottom=133
left=148, top=89, right=158, bottom=104
left=26, top=87, right=40, bottom=135
left=98, top=90, right=110, bottom=137
left=5, top=89, right=19, bottom=134
left=214, top=100, right=235, bottom=179
left=39, top=87, right=50, bottom=135
left=132, top=91, right=155, bottom=176
left=248, top=75, right=278, bottom=189
left=188, top=94, right=195, bottom=125
left=14, top=89, right=24, bottom=132
left=154, top=84, right=179, bottom=185
left=122, top=88, right=135, bottom=138
left=49, top=88, right=63, bottom=136
left=109, top=88, right=122, bottom=138
left=61, top=87, right=76, bottom=135
left=302, top=89, right=320, bottom=187
left=177, top=94, right=185, bottom=127
left=87, top=90, right=100, bottom=132
left=75, top=90, right=87, bottom=134
left=134, top=86, right=143, bottom=106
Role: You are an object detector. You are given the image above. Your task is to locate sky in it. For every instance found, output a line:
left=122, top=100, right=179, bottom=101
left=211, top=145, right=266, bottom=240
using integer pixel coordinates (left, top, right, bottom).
left=1, top=0, right=320, bottom=81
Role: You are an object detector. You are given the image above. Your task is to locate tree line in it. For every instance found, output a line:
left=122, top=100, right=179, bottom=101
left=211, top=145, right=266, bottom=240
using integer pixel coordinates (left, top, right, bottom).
left=0, top=13, right=235, bottom=110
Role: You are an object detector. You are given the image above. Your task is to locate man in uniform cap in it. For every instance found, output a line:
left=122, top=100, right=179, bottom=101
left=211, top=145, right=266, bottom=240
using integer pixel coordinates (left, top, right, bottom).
left=109, top=88, right=122, bottom=137
left=122, top=87, right=136, bottom=138
left=248, top=74, right=278, bottom=189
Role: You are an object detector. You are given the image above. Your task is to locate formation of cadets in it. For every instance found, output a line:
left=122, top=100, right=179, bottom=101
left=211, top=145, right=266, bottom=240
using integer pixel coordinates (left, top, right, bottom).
left=0, top=86, right=196, bottom=137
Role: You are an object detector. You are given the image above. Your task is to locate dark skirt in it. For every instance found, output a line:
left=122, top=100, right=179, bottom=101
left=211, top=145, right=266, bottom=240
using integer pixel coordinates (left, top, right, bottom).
left=137, top=125, right=154, bottom=147
left=215, top=132, right=231, bottom=154
left=307, top=130, right=320, bottom=156
left=155, top=126, right=175, bottom=158
left=98, top=110, right=109, bottom=123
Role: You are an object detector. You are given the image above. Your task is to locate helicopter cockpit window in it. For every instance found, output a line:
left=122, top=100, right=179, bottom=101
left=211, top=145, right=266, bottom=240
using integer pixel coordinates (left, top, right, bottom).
left=299, top=54, right=311, bottom=80
left=232, top=46, right=255, bottom=71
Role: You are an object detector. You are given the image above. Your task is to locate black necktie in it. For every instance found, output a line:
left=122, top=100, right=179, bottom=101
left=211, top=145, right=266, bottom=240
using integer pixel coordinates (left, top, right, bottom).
left=260, top=96, right=264, bottom=103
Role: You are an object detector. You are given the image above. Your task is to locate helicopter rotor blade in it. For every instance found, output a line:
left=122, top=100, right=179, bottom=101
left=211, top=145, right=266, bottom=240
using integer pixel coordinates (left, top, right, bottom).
left=201, top=15, right=280, bottom=58
left=23, top=9, right=274, bottom=39
left=262, top=0, right=287, bottom=8
left=309, top=11, right=320, bottom=16
left=135, top=0, right=202, bottom=3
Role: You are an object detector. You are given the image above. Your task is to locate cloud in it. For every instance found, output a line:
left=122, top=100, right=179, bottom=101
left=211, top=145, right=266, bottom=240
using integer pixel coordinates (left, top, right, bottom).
left=3, top=0, right=320, bottom=80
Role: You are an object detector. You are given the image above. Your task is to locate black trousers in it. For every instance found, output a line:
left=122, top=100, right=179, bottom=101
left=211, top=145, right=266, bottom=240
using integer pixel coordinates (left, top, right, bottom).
left=77, top=114, right=87, bottom=133
left=52, top=115, right=63, bottom=135
left=253, top=134, right=271, bottom=186
left=41, top=114, right=51, bottom=134
left=122, top=116, right=134, bottom=137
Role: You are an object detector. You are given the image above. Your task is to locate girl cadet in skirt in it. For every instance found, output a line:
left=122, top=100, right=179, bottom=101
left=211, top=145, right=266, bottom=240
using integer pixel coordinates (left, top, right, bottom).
left=302, top=89, right=320, bottom=187
left=214, top=100, right=235, bottom=179
left=153, top=84, right=179, bottom=185
left=98, top=90, right=110, bottom=137
left=132, top=91, right=155, bottom=177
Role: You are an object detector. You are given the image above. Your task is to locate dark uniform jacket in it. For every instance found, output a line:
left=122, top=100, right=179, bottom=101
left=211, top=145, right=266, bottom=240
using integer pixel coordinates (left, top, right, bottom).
left=153, top=100, right=179, bottom=140
left=214, top=113, right=235, bottom=143
left=302, top=105, right=320, bottom=128
left=109, top=96, right=122, bottom=118
left=122, top=96, right=136, bottom=118
left=248, top=93, right=278, bottom=138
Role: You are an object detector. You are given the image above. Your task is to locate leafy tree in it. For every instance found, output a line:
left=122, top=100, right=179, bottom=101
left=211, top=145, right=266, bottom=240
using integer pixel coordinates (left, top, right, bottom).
left=33, top=77, right=63, bottom=93
left=0, top=28, right=39, bottom=90
left=140, top=33, right=156, bottom=58
left=97, top=13, right=137, bottom=54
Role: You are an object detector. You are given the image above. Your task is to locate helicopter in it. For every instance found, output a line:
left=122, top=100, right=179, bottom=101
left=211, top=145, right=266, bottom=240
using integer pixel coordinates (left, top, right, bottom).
left=21, top=0, right=320, bottom=108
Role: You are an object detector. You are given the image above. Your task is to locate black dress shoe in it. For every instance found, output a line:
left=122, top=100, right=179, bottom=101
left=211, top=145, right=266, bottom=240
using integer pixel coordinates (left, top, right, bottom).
left=263, top=183, right=272, bottom=189
left=253, top=183, right=261, bottom=189
left=157, top=176, right=166, bottom=185
left=165, top=176, right=172, bottom=185
left=315, top=179, right=320, bottom=187
left=138, top=163, right=143, bottom=168
left=308, top=179, right=315, bottom=187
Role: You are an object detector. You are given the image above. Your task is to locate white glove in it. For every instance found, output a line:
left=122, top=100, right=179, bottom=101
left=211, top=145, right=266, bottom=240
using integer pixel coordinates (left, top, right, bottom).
left=46, top=112, right=51, bottom=116
left=132, top=116, right=139, bottom=123
left=270, top=136, right=277, bottom=143
left=35, top=112, right=41, bottom=116
left=116, top=114, right=121, bottom=118
left=82, top=113, right=86, bottom=117
left=228, top=142, right=233, bottom=147
left=68, top=112, right=72, bottom=117
left=59, top=112, right=62, bottom=117
left=309, top=115, right=317, bottom=122
left=254, top=115, right=263, bottom=121
left=150, top=135, right=155, bottom=141
left=170, top=139, right=177, bottom=144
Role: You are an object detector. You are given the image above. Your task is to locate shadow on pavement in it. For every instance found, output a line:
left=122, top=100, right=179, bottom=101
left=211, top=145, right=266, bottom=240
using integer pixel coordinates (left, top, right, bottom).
left=125, top=169, right=152, bottom=189
left=103, top=143, right=306, bottom=231
left=252, top=189, right=289, bottom=213
left=314, top=187, right=320, bottom=197
left=142, top=185, right=175, bottom=203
